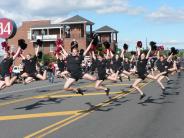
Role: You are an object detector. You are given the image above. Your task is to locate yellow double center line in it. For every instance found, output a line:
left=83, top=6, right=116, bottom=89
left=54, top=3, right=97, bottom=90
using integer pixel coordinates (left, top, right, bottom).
left=25, top=81, right=151, bottom=138
left=0, top=83, right=130, bottom=107
left=0, top=110, right=82, bottom=121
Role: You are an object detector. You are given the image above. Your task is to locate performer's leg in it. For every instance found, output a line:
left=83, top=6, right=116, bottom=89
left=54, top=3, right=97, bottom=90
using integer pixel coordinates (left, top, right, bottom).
left=64, top=78, right=84, bottom=95
left=82, top=73, right=96, bottom=81
left=157, top=76, right=165, bottom=90
left=132, top=78, right=146, bottom=99
left=4, top=76, right=11, bottom=87
left=0, top=81, right=6, bottom=89
left=95, top=80, right=110, bottom=96
left=25, top=77, right=34, bottom=84
left=36, top=70, right=47, bottom=80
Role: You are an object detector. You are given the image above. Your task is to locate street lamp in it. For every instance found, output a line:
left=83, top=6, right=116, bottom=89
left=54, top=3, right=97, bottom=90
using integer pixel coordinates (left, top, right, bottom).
left=41, top=29, right=45, bottom=63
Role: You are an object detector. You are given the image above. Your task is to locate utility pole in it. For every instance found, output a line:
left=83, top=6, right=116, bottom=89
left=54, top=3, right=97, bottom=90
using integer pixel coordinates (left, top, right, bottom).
left=146, top=37, right=148, bottom=49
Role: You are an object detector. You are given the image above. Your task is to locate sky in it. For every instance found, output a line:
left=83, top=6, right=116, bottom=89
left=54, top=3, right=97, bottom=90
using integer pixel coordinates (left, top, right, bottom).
left=0, top=0, right=184, bottom=54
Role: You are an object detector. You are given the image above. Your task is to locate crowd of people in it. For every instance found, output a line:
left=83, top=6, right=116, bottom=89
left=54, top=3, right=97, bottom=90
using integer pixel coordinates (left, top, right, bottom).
left=0, top=37, right=183, bottom=100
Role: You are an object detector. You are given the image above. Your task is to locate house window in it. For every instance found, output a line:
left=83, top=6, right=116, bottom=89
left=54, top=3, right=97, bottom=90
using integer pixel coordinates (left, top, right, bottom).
left=50, top=44, right=54, bottom=52
left=32, top=31, right=39, bottom=40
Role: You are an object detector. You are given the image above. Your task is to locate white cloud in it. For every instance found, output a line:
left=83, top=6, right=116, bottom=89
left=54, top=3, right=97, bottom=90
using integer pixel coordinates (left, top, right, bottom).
left=147, top=6, right=184, bottom=22
left=159, top=40, right=184, bottom=46
left=0, top=0, right=144, bottom=25
left=97, top=6, right=142, bottom=15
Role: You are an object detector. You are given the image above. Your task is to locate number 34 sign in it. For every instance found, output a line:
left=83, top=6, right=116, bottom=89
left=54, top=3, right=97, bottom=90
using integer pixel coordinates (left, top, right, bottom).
left=0, top=18, right=17, bottom=39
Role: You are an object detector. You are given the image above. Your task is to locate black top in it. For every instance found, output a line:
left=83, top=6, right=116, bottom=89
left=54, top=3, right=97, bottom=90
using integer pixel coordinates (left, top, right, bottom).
left=90, top=59, right=97, bottom=72
left=66, top=55, right=84, bottom=73
left=106, top=59, right=111, bottom=69
left=112, top=57, right=123, bottom=71
left=96, top=59, right=107, bottom=75
left=156, top=60, right=168, bottom=72
left=0, top=58, right=13, bottom=75
left=137, top=57, right=148, bottom=73
left=123, top=61, right=130, bottom=71
left=23, top=56, right=37, bottom=74
left=150, top=57, right=157, bottom=68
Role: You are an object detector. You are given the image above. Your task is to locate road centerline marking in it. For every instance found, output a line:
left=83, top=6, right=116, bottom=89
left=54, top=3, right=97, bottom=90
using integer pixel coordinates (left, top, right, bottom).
left=25, top=81, right=152, bottom=138
left=0, top=110, right=82, bottom=121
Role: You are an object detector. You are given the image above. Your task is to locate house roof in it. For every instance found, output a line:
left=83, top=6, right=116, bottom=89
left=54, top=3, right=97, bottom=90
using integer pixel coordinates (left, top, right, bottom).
left=61, top=15, right=94, bottom=25
left=31, top=24, right=62, bottom=29
left=95, top=25, right=118, bottom=33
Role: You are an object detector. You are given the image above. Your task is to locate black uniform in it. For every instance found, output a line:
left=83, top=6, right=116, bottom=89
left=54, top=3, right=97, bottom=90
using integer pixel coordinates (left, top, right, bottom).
left=130, top=61, right=136, bottom=69
left=156, top=59, right=169, bottom=76
left=90, top=59, right=97, bottom=73
left=136, top=57, right=148, bottom=80
left=112, top=57, right=123, bottom=72
left=150, top=57, right=157, bottom=70
left=96, top=59, right=107, bottom=81
left=176, top=59, right=181, bottom=69
left=156, top=60, right=168, bottom=72
left=0, top=58, right=13, bottom=79
left=123, top=61, right=130, bottom=72
left=23, top=56, right=37, bottom=78
left=106, top=59, right=111, bottom=70
left=66, top=54, right=84, bottom=81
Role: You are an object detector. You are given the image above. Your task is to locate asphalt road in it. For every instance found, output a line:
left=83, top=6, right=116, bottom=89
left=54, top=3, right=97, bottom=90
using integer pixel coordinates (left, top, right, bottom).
left=0, top=73, right=183, bottom=138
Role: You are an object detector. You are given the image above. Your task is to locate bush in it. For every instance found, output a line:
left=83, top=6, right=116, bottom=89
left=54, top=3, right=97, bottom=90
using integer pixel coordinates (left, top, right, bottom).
left=39, top=54, right=56, bottom=65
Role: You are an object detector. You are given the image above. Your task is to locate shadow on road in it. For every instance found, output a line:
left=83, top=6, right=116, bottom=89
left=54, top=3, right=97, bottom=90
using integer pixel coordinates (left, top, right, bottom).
left=14, top=97, right=68, bottom=110
left=83, top=96, right=131, bottom=113
left=0, top=95, right=23, bottom=101
left=138, top=96, right=174, bottom=106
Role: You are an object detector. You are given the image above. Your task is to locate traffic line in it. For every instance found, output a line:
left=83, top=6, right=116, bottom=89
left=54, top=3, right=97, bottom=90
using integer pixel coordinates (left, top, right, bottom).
left=0, top=110, right=82, bottom=121
left=0, top=81, right=94, bottom=107
left=24, top=114, right=81, bottom=138
left=84, top=83, right=130, bottom=88
left=0, top=83, right=131, bottom=108
left=0, top=90, right=65, bottom=107
left=25, top=81, right=152, bottom=138
left=0, top=82, right=65, bottom=96
left=35, top=91, right=129, bottom=99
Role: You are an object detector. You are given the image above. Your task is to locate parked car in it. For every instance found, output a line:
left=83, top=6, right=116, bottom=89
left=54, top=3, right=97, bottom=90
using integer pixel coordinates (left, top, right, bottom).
left=12, top=66, right=23, bottom=74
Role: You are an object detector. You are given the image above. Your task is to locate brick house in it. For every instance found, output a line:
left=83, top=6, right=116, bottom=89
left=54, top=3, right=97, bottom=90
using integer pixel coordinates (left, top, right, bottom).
left=8, top=20, right=51, bottom=64
left=7, top=15, right=118, bottom=64
left=30, top=15, right=94, bottom=52
left=95, top=25, right=118, bottom=51
left=7, top=15, right=94, bottom=64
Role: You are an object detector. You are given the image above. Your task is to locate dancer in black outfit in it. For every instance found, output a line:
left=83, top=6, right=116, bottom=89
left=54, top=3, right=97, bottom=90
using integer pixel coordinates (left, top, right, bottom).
left=55, top=52, right=69, bottom=80
left=61, top=40, right=96, bottom=95
left=132, top=46, right=155, bottom=99
left=110, top=53, right=123, bottom=81
left=92, top=51, right=118, bottom=96
left=155, top=51, right=177, bottom=93
left=0, top=47, right=21, bottom=89
left=20, top=45, right=47, bottom=84
left=119, top=49, right=132, bottom=81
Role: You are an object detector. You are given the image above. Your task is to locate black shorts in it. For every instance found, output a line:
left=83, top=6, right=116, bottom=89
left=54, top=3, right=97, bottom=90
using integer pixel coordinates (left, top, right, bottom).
left=59, top=67, right=65, bottom=72
left=1, top=73, right=11, bottom=80
left=138, top=72, right=148, bottom=80
left=124, top=67, right=130, bottom=72
left=177, top=64, right=181, bottom=69
left=98, top=72, right=107, bottom=81
left=29, top=72, right=38, bottom=78
left=70, top=71, right=83, bottom=81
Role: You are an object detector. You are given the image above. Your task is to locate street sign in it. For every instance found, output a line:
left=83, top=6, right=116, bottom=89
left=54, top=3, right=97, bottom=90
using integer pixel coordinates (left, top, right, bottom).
left=0, top=18, right=17, bottom=39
